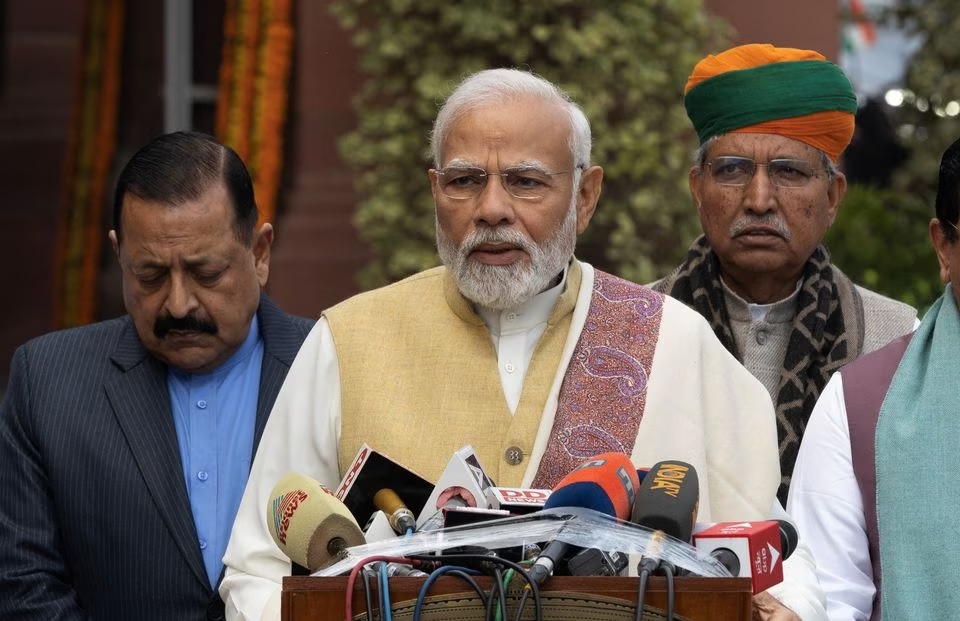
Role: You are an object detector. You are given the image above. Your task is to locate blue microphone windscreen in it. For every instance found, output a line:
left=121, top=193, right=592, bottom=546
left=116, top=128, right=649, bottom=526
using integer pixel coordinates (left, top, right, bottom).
left=543, top=481, right=615, bottom=516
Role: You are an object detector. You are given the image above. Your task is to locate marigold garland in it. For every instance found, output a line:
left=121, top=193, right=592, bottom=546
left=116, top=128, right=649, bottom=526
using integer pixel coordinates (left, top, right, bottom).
left=216, top=0, right=293, bottom=227
left=53, top=0, right=123, bottom=328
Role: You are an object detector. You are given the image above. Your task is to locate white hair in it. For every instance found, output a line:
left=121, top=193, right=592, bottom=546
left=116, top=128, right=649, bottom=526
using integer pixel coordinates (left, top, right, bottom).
left=430, top=68, right=592, bottom=169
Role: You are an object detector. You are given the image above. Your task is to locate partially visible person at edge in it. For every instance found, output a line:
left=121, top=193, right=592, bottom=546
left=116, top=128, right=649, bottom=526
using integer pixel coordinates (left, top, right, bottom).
left=0, top=131, right=314, bottom=620
left=788, top=136, right=960, bottom=621
left=220, top=68, right=825, bottom=621
left=651, top=44, right=917, bottom=504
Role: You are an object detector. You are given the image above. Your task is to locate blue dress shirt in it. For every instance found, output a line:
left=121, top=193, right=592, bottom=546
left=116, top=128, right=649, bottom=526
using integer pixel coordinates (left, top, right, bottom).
left=167, top=315, right=263, bottom=587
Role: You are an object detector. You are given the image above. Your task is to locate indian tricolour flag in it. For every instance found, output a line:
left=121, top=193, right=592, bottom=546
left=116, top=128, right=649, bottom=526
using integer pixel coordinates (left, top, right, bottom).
left=842, top=0, right=878, bottom=53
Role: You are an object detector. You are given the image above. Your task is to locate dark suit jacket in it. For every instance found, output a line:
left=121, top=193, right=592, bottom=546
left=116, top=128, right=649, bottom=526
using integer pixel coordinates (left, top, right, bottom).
left=0, top=295, right=314, bottom=620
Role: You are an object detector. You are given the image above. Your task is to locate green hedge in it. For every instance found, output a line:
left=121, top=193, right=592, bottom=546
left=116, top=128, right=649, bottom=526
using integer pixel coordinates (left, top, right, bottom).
left=330, top=0, right=729, bottom=289
left=824, top=183, right=942, bottom=313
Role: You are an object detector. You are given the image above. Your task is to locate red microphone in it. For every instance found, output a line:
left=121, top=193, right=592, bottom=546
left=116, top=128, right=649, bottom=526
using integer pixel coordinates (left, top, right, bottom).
left=693, top=520, right=795, bottom=593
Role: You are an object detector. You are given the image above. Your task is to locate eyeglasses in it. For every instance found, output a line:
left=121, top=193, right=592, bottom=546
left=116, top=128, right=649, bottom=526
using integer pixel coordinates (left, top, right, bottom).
left=941, top=218, right=960, bottom=234
left=705, top=156, right=824, bottom=188
left=431, top=166, right=576, bottom=201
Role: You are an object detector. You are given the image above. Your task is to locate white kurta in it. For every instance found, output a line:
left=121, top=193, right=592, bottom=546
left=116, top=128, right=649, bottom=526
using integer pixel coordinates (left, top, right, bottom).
left=220, top=262, right=826, bottom=620
left=787, top=373, right=874, bottom=620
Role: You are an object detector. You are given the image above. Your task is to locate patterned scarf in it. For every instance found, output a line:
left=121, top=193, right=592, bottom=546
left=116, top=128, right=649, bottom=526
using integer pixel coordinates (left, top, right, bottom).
left=653, top=235, right=864, bottom=503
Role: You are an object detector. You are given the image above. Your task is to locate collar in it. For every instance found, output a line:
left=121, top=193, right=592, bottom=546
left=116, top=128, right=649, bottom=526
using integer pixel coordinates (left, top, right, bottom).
left=721, top=276, right=802, bottom=323
left=476, top=265, right=568, bottom=335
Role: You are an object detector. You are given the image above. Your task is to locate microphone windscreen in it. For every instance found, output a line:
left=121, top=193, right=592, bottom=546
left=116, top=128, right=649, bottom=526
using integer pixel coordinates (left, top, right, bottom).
left=373, top=488, right=407, bottom=516
left=777, top=519, right=798, bottom=559
left=267, top=472, right=366, bottom=570
left=631, top=460, right=700, bottom=542
left=373, top=488, right=416, bottom=534
left=543, top=452, right=640, bottom=520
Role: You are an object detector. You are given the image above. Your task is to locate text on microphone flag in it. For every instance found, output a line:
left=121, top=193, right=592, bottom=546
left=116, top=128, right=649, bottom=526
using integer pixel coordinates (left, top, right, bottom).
left=647, top=462, right=692, bottom=498
left=271, top=488, right=309, bottom=545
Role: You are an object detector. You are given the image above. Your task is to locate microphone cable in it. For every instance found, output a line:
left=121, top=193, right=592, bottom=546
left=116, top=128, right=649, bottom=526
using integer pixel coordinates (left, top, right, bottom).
left=360, top=565, right=376, bottom=621
left=411, top=553, right=543, bottom=621
left=634, top=560, right=652, bottom=621
left=513, top=586, right=533, bottom=621
left=412, top=565, right=486, bottom=621
left=345, top=555, right=419, bottom=621
left=633, top=558, right=677, bottom=621
left=493, top=567, right=517, bottom=621
left=661, top=561, right=676, bottom=621
left=379, top=561, right=393, bottom=621
left=484, top=566, right=507, bottom=621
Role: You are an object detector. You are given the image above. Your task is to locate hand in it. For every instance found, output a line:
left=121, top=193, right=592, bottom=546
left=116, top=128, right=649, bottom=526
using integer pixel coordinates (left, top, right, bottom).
left=752, top=592, right=801, bottom=621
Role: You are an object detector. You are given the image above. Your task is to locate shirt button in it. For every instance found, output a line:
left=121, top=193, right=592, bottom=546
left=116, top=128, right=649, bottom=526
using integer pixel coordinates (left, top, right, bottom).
left=506, top=312, right=517, bottom=322
left=756, top=329, right=769, bottom=345
left=504, top=362, right=516, bottom=374
left=505, top=446, right=524, bottom=465
left=197, top=400, right=207, bottom=409
left=199, top=539, right=207, bottom=550
left=197, top=471, right=209, bottom=481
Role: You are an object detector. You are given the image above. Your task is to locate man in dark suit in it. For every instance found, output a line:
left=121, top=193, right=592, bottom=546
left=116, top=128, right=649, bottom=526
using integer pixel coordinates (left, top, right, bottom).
left=0, top=131, right=314, bottom=620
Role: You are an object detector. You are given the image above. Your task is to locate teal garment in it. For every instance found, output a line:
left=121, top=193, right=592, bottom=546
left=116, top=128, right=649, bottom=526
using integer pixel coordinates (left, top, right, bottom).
left=877, top=284, right=960, bottom=619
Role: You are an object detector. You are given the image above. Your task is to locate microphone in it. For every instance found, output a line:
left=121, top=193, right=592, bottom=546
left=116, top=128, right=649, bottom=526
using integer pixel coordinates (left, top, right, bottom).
left=527, top=452, right=641, bottom=586
left=692, top=520, right=797, bottom=593
left=267, top=472, right=366, bottom=571
left=489, top=487, right=552, bottom=515
left=776, top=519, right=799, bottom=558
left=631, top=460, right=700, bottom=575
left=631, top=460, right=699, bottom=542
left=544, top=453, right=639, bottom=518
left=379, top=562, right=429, bottom=578
left=416, top=445, right=495, bottom=529
left=373, top=488, right=417, bottom=535
left=335, top=443, right=433, bottom=530
left=566, top=547, right=629, bottom=577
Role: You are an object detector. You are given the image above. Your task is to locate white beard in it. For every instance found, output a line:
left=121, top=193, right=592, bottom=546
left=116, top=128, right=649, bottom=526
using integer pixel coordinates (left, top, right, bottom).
left=436, top=197, right=578, bottom=310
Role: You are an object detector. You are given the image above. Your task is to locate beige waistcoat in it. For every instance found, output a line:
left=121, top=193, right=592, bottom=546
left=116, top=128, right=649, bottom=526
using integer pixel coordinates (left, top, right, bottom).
left=324, top=263, right=582, bottom=486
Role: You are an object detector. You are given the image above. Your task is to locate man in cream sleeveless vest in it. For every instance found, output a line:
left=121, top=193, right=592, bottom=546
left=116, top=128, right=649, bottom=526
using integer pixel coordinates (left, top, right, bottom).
left=221, top=69, right=825, bottom=620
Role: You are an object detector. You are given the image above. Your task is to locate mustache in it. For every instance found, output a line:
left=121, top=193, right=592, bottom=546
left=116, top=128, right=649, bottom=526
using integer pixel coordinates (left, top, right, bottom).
left=460, top=226, right=535, bottom=256
left=154, top=314, right=218, bottom=338
left=729, top=214, right=791, bottom=239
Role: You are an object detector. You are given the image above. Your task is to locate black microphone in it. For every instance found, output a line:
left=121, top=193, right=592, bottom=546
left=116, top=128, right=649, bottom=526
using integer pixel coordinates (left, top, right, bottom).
left=776, top=519, right=798, bottom=558
left=631, top=460, right=700, bottom=574
left=565, top=548, right=629, bottom=577
left=527, top=452, right=640, bottom=586
left=631, top=460, right=700, bottom=539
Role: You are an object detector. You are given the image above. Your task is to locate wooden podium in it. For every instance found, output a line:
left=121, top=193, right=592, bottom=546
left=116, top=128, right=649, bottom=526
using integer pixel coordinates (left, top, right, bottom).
left=282, top=575, right=752, bottom=620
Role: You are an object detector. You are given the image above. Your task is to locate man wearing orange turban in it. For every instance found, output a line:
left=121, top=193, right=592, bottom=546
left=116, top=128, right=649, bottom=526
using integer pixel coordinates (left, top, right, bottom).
left=654, top=43, right=916, bottom=508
